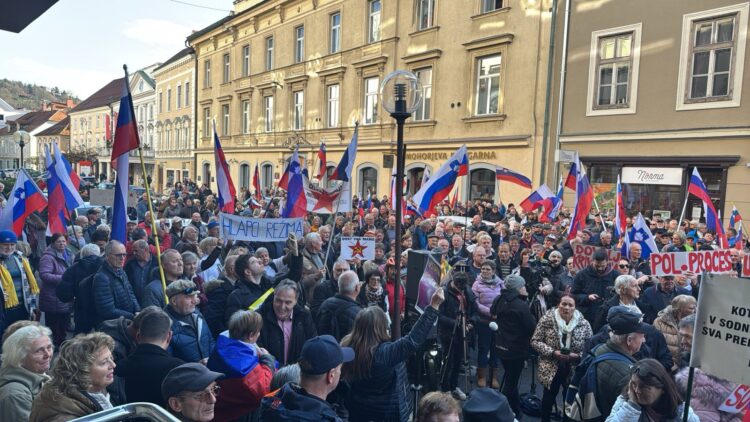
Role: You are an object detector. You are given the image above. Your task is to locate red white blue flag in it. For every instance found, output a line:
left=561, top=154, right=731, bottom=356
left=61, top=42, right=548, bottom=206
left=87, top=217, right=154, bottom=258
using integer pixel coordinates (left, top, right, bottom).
left=330, top=126, right=358, bottom=182
left=253, top=161, right=262, bottom=200
left=111, top=76, right=140, bottom=243
left=281, top=147, right=307, bottom=218
left=316, top=142, right=327, bottom=180
left=614, top=175, right=627, bottom=238
left=688, top=167, right=727, bottom=248
left=45, top=145, right=67, bottom=236
left=567, top=153, right=594, bottom=240
left=0, top=169, right=48, bottom=236
left=213, top=120, right=237, bottom=214
left=519, top=184, right=556, bottom=213
left=412, top=145, right=468, bottom=215
left=495, top=166, right=532, bottom=189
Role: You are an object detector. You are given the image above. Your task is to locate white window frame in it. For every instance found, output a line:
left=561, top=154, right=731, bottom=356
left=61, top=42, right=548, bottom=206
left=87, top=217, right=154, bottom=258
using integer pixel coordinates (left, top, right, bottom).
left=242, top=100, right=251, bottom=134
left=264, top=95, right=274, bottom=132
left=261, top=163, right=273, bottom=189
left=330, top=12, right=341, bottom=53
left=364, top=76, right=379, bottom=125
left=417, top=0, right=434, bottom=31
left=586, top=23, right=642, bottom=116
left=177, top=85, right=182, bottom=109
left=184, top=82, right=190, bottom=107
left=327, top=84, right=340, bottom=128
left=474, top=54, right=501, bottom=116
left=223, top=53, right=231, bottom=84
left=294, top=25, right=305, bottom=64
left=203, top=107, right=211, bottom=137
left=221, top=104, right=230, bottom=136
left=265, top=36, right=274, bottom=71
left=368, top=0, right=381, bottom=43
left=239, top=163, right=250, bottom=189
left=242, top=44, right=250, bottom=77
left=414, top=67, right=432, bottom=121
left=204, top=59, right=211, bottom=88
left=167, top=89, right=172, bottom=112
left=292, top=91, right=304, bottom=130
left=676, top=3, right=748, bottom=111
left=481, top=0, right=502, bottom=13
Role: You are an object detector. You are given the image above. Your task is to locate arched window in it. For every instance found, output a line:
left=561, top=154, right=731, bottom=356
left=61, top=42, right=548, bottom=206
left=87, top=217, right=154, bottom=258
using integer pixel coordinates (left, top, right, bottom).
left=325, top=165, right=336, bottom=189
left=359, top=166, right=378, bottom=197
left=470, top=168, right=495, bottom=200
left=407, top=167, right=426, bottom=195
left=261, top=163, right=273, bottom=190
left=202, top=162, right=211, bottom=185
left=239, top=163, right=250, bottom=189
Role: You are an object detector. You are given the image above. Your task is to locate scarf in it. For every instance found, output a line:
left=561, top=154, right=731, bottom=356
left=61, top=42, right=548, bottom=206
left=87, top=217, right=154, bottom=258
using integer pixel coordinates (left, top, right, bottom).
left=365, top=284, right=384, bottom=305
left=554, top=308, right=582, bottom=350
left=0, top=253, right=40, bottom=309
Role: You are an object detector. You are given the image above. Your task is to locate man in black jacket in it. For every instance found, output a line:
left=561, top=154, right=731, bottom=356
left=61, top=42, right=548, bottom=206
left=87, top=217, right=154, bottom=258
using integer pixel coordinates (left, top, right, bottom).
left=572, top=249, right=618, bottom=324
left=204, top=254, right=238, bottom=337
left=258, top=280, right=317, bottom=366
left=56, top=243, right=103, bottom=334
left=316, top=270, right=363, bottom=341
left=124, top=239, right=157, bottom=305
left=93, top=241, right=140, bottom=327
left=116, top=307, right=185, bottom=407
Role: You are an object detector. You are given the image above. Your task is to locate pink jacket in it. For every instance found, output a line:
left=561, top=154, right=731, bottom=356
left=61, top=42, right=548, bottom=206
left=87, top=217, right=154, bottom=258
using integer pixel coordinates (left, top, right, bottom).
left=472, top=275, right=503, bottom=322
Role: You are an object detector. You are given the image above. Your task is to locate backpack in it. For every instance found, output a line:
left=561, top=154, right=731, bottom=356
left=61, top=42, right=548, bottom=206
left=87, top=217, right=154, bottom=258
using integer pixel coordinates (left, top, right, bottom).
left=564, top=345, right=632, bottom=422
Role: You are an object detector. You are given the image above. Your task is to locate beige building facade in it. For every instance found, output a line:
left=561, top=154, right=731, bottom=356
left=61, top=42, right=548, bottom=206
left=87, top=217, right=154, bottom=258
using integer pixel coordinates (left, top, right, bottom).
left=187, top=0, right=554, bottom=205
left=546, top=0, right=750, bottom=224
left=153, top=48, right=196, bottom=191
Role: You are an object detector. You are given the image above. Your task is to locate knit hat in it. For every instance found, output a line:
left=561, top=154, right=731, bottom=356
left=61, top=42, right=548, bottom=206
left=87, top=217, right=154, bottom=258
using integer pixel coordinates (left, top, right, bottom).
left=504, top=274, right=525, bottom=291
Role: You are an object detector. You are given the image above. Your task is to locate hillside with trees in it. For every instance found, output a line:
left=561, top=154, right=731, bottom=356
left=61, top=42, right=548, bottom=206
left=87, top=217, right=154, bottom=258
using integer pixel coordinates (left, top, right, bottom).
left=0, top=79, right=79, bottom=110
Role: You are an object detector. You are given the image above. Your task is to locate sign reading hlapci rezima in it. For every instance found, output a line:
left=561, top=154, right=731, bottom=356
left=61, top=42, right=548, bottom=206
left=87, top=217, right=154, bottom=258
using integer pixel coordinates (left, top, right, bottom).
left=219, top=213, right=304, bottom=242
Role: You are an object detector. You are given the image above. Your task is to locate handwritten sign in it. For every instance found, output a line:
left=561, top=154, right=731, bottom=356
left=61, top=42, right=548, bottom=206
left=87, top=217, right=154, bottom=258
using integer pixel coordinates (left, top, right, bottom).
left=719, top=384, right=750, bottom=414
left=572, top=243, right=621, bottom=272
left=339, top=237, right=375, bottom=261
left=219, top=213, right=303, bottom=242
left=691, top=274, right=750, bottom=385
left=650, top=250, right=734, bottom=276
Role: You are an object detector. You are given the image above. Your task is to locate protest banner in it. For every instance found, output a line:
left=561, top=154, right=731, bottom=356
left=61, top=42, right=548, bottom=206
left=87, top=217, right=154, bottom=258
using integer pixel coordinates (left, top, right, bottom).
left=89, top=188, right=139, bottom=208
left=650, top=250, right=734, bottom=276
left=571, top=243, right=621, bottom=272
left=719, top=384, right=750, bottom=414
left=743, top=254, right=750, bottom=278
left=219, top=213, right=303, bottom=242
left=690, top=274, right=750, bottom=385
left=416, top=254, right=441, bottom=313
left=339, top=236, right=375, bottom=260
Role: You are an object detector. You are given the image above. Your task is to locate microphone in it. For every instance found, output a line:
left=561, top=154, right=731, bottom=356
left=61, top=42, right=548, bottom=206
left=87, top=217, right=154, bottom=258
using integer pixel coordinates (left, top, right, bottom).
left=489, top=321, right=498, bottom=331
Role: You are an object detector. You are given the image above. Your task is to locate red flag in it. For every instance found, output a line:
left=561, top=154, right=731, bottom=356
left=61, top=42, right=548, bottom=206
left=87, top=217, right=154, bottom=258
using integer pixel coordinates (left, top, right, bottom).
left=252, top=162, right=262, bottom=200
left=316, top=142, right=327, bottom=180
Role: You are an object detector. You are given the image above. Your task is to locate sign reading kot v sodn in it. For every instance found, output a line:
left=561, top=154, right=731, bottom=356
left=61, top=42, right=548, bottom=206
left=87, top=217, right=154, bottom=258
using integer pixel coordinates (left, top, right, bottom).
left=649, top=250, right=749, bottom=276
left=691, top=274, right=750, bottom=385
left=219, top=213, right=304, bottom=242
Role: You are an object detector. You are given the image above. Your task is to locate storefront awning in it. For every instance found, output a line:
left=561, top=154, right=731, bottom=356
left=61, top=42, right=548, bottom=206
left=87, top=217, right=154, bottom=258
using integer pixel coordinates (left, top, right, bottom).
left=1, top=1, right=58, bottom=33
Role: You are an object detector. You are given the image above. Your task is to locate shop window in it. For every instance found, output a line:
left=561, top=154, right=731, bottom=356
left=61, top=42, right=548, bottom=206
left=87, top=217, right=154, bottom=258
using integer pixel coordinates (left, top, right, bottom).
left=470, top=168, right=495, bottom=200
left=359, top=167, right=378, bottom=197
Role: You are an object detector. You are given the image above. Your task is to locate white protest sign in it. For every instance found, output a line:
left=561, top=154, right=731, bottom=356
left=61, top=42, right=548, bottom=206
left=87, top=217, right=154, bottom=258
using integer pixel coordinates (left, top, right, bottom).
left=650, top=250, right=735, bottom=276
left=719, top=384, right=750, bottom=414
left=690, top=274, right=750, bottom=385
left=339, top=236, right=375, bottom=260
left=219, top=213, right=303, bottom=242
left=571, top=243, right=622, bottom=272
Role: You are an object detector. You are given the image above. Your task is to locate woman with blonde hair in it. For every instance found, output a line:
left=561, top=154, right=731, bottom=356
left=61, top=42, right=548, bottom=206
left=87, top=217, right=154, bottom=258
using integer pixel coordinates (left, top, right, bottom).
left=29, top=332, right=116, bottom=422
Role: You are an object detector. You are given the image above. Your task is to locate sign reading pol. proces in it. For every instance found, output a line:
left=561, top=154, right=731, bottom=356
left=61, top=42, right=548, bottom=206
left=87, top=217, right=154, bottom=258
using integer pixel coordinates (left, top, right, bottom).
left=219, top=213, right=303, bottom=242
left=691, top=274, right=750, bottom=385
left=650, top=250, right=735, bottom=276
left=572, top=243, right=621, bottom=272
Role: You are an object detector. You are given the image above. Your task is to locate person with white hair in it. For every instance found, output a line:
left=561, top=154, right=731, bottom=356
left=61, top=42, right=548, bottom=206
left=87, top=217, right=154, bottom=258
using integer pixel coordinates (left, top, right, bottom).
left=316, top=270, right=364, bottom=341
left=592, top=274, right=644, bottom=332
left=0, top=325, right=53, bottom=421
left=300, top=232, right=326, bottom=301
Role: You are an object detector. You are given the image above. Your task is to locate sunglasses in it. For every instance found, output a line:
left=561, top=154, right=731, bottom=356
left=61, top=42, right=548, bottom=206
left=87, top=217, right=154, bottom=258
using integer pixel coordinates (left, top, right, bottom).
left=618, top=264, right=630, bottom=269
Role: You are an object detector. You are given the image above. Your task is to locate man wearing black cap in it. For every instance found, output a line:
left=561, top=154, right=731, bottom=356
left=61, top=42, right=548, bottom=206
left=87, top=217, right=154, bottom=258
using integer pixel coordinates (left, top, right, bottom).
left=591, top=306, right=647, bottom=416
left=162, top=362, right=223, bottom=422
left=260, top=335, right=354, bottom=421
left=572, top=249, right=618, bottom=324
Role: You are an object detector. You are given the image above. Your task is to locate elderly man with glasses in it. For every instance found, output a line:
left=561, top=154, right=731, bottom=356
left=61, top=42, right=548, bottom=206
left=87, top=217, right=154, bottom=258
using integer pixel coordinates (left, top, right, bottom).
left=162, top=363, right=223, bottom=422
left=166, top=279, right=215, bottom=364
left=92, top=240, right=140, bottom=327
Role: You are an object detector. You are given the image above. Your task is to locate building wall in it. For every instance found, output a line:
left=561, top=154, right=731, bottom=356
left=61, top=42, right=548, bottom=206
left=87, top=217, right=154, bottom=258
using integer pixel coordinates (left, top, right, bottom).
left=69, top=105, right=119, bottom=178
left=154, top=54, right=196, bottom=192
left=549, top=0, right=750, bottom=222
left=189, top=0, right=554, bottom=205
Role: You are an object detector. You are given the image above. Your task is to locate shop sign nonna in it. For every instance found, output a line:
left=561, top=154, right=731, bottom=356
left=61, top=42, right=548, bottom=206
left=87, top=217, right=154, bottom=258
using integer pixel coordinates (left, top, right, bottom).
left=621, top=167, right=683, bottom=186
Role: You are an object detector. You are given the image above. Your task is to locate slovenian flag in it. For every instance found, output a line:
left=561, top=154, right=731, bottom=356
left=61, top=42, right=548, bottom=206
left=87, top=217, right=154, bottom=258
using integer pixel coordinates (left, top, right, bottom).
left=281, top=147, right=307, bottom=218
left=213, top=120, right=237, bottom=214
left=614, top=175, right=627, bottom=238
left=110, top=75, right=140, bottom=243
left=45, top=145, right=67, bottom=236
left=688, top=167, right=727, bottom=248
left=519, top=184, right=556, bottom=213
left=495, top=166, right=532, bottom=189
left=0, top=169, right=48, bottom=236
left=330, top=125, right=358, bottom=182
left=567, top=153, right=594, bottom=240
left=412, top=145, right=468, bottom=215
left=622, top=213, right=660, bottom=259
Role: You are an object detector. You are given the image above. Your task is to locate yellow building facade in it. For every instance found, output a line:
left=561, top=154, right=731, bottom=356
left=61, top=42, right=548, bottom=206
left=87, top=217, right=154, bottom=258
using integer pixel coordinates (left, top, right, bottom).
left=189, top=0, right=554, bottom=205
left=153, top=48, right=196, bottom=191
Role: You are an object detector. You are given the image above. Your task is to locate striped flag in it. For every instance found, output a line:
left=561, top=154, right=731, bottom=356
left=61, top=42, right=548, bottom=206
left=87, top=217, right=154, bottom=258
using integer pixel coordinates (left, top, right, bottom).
left=213, top=120, right=237, bottom=214
left=110, top=76, right=140, bottom=243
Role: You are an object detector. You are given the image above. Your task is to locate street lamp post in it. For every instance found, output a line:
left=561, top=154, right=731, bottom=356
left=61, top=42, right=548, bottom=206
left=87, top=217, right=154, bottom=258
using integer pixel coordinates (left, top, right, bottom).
left=14, top=130, right=30, bottom=170
left=380, top=71, right=422, bottom=339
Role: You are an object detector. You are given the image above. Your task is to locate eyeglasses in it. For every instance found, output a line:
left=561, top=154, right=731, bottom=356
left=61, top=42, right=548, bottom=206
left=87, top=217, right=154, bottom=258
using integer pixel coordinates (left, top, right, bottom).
left=183, top=385, right=220, bottom=402
left=618, top=264, right=630, bottom=269
left=109, top=253, right=127, bottom=259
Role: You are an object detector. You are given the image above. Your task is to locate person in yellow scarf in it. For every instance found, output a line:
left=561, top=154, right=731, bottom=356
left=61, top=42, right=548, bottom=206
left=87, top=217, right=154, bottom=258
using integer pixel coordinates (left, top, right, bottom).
left=0, top=230, right=40, bottom=333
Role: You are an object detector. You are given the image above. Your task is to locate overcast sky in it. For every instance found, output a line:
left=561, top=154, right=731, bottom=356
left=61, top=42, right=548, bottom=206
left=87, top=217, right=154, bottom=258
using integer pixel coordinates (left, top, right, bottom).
left=0, top=0, right=228, bottom=99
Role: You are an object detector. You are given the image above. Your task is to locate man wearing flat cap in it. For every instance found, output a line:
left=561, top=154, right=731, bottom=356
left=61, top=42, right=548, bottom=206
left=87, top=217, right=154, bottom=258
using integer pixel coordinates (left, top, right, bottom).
left=165, top=279, right=214, bottom=363
left=162, top=362, right=223, bottom=422
left=261, top=334, right=354, bottom=421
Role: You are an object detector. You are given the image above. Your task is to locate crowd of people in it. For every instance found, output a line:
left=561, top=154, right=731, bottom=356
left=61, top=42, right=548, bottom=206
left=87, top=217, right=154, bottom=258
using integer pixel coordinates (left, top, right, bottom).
left=0, top=178, right=746, bottom=422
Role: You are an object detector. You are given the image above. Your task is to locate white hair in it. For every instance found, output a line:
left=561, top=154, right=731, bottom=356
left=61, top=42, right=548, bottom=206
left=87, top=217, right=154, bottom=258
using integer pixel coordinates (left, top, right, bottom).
left=338, top=270, right=360, bottom=294
left=80, top=243, right=101, bottom=258
left=1, top=325, right=52, bottom=369
left=614, top=274, right=636, bottom=295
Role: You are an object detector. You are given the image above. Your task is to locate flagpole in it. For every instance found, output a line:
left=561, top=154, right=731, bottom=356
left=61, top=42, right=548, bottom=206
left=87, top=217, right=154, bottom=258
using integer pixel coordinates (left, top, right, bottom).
left=123, top=64, right=168, bottom=304
left=323, top=181, right=342, bottom=269
left=678, top=168, right=694, bottom=223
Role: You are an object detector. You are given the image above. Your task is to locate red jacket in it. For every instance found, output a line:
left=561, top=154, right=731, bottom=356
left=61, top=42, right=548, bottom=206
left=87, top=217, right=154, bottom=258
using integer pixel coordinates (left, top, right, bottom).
left=386, top=278, right=406, bottom=318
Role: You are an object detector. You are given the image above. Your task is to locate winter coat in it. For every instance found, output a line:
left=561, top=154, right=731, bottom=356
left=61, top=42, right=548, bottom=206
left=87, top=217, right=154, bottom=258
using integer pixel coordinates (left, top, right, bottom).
left=92, top=262, right=140, bottom=326
left=166, top=306, right=215, bottom=362
left=0, top=366, right=50, bottom=421
left=593, top=341, right=637, bottom=417
left=437, top=282, right=478, bottom=343
left=141, top=278, right=171, bottom=309
left=346, top=306, right=439, bottom=422
left=606, top=395, right=698, bottom=422
left=208, top=334, right=275, bottom=421
left=385, top=278, right=406, bottom=320
left=204, top=277, right=236, bottom=337
left=114, top=343, right=184, bottom=408
left=572, top=264, right=618, bottom=324
left=123, top=256, right=158, bottom=306
left=675, top=367, right=743, bottom=422
left=38, top=247, right=72, bottom=314
left=310, top=278, right=338, bottom=321
left=584, top=323, right=673, bottom=372
left=29, top=385, right=105, bottom=422
left=640, top=285, right=691, bottom=323
left=257, top=303, right=316, bottom=366
left=56, top=255, right=103, bottom=334
left=593, top=295, right=647, bottom=333
left=654, top=306, right=681, bottom=370
left=472, top=275, right=503, bottom=323
left=316, top=294, right=363, bottom=341
left=490, top=289, right=537, bottom=360
left=261, top=382, right=342, bottom=422
left=225, top=275, right=274, bottom=322
left=531, top=309, right=592, bottom=389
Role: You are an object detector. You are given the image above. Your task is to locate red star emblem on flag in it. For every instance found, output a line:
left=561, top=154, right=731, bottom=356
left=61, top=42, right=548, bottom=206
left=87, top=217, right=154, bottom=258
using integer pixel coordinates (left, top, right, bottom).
left=348, top=239, right=368, bottom=258
left=310, top=188, right=340, bottom=213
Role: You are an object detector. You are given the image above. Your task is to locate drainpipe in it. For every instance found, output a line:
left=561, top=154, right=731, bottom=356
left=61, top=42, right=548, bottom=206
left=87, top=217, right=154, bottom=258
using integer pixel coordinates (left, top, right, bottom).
left=539, top=0, right=559, bottom=186
left=187, top=40, right=198, bottom=185
left=552, top=0, right=572, bottom=184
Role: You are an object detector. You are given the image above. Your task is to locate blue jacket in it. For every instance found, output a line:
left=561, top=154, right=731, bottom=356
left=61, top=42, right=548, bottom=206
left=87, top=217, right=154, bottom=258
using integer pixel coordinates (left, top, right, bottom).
left=166, top=306, right=214, bottom=362
left=93, top=262, right=140, bottom=326
left=261, top=383, right=342, bottom=421
left=141, top=279, right=169, bottom=309
left=123, top=256, right=158, bottom=306
left=640, top=285, right=691, bottom=323
left=346, top=306, right=439, bottom=422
